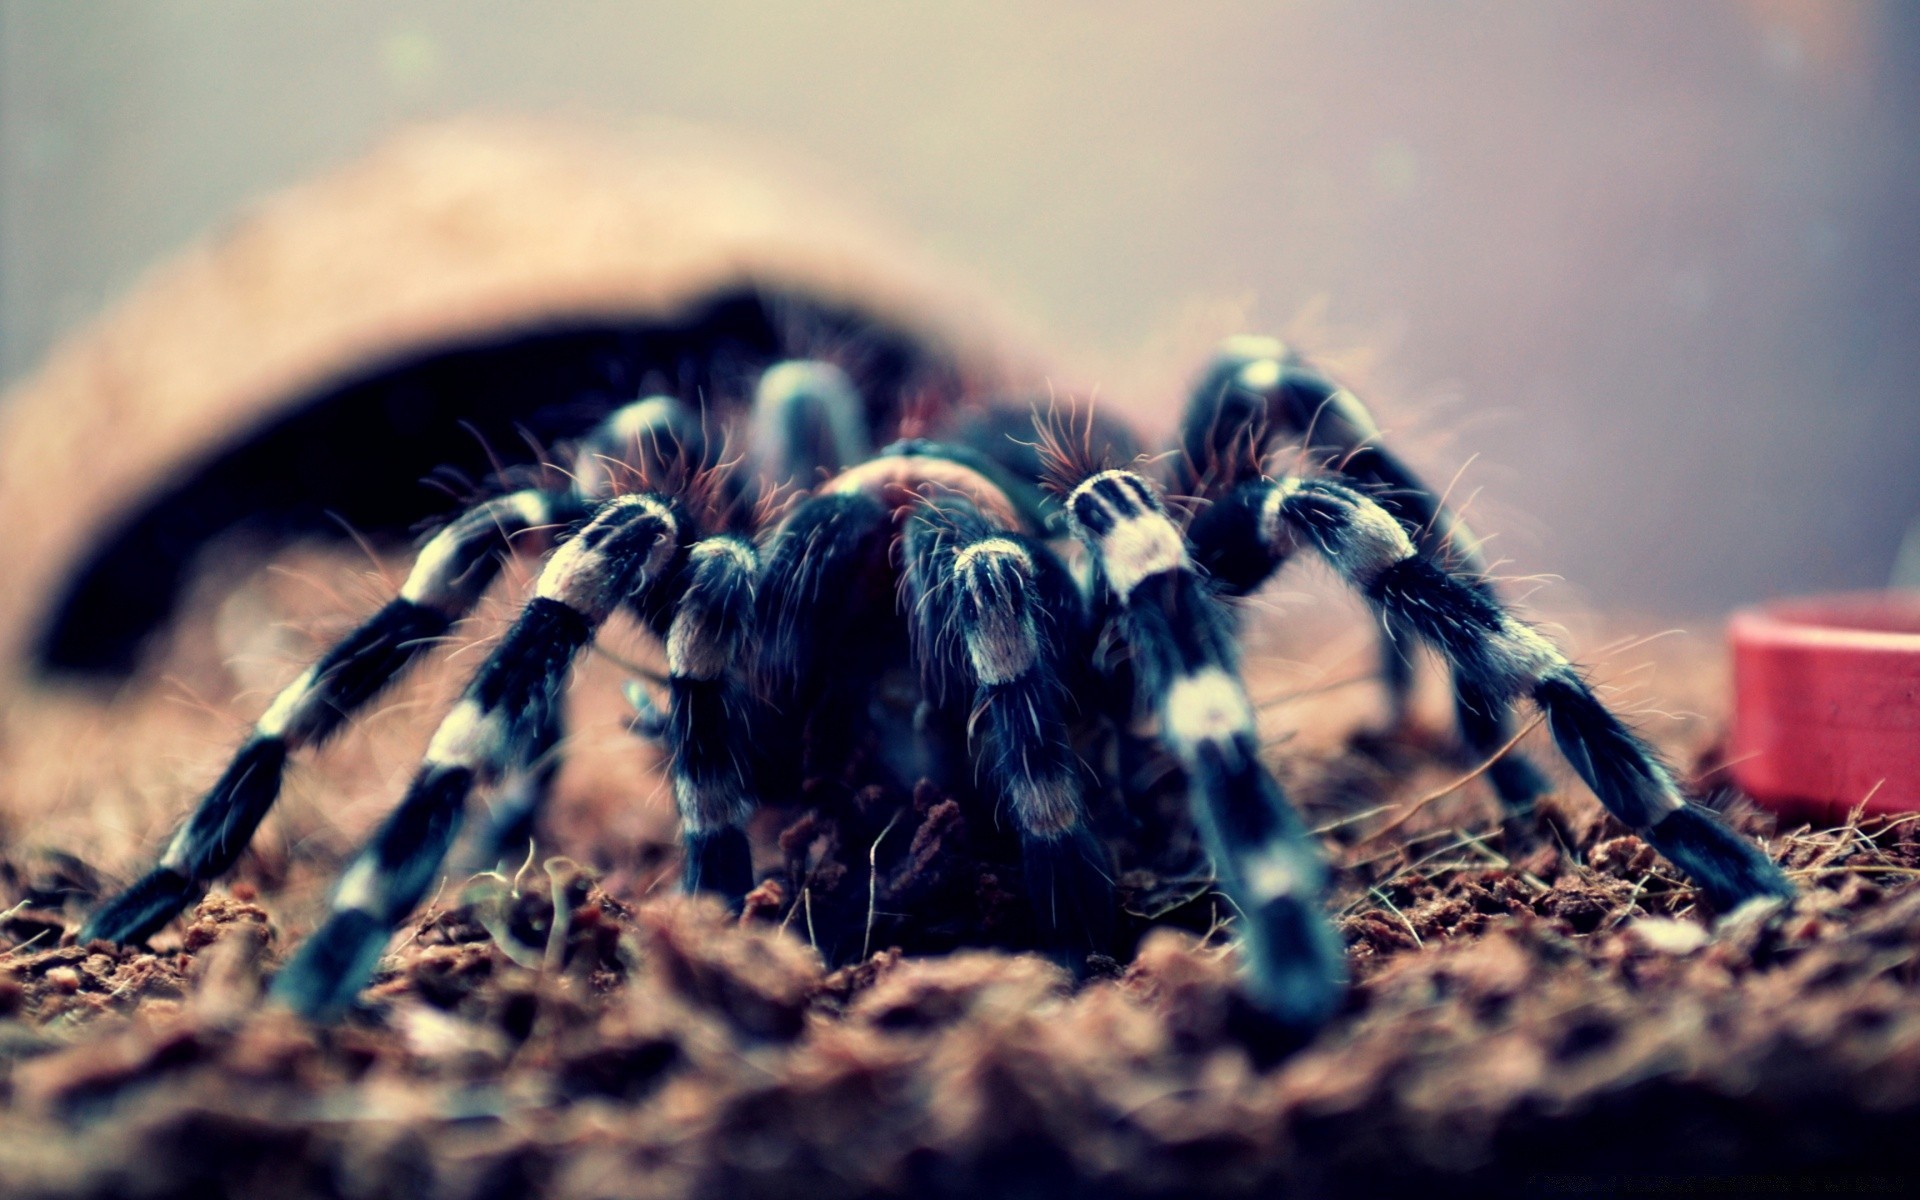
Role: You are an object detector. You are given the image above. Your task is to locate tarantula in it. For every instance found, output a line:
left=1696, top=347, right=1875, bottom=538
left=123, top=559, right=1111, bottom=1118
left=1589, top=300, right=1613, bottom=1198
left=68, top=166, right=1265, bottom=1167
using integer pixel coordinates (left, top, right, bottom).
left=73, top=317, right=1794, bottom=1040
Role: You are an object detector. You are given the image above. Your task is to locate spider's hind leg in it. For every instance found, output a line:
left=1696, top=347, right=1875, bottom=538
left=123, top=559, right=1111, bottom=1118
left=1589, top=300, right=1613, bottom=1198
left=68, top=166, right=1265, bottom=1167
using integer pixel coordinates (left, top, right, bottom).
left=903, top=496, right=1113, bottom=960
left=1179, top=337, right=1550, bottom=819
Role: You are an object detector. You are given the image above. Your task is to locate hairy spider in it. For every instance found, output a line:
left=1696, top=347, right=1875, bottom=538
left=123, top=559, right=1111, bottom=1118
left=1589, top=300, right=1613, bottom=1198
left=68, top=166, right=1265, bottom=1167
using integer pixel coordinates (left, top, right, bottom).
left=73, top=319, right=1795, bottom=1041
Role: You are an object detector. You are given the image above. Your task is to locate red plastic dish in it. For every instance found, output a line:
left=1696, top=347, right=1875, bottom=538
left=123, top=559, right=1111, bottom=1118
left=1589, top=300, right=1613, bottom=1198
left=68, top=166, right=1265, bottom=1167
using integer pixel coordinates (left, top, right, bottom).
left=1730, top=591, right=1920, bottom=823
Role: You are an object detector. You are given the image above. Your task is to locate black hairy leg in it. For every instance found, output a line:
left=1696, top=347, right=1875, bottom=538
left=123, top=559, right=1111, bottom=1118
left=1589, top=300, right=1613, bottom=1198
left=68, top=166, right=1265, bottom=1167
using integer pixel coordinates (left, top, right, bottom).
left=664, top=535, right=762, bottom=903
left=82, top=395, right=710, bottom=946
left=1178, top=337, right=1551, bottom=819
left=270, top=493, right=687, bottom=1017
left=80, top=487, right=574, bottom=946
left=744, top=359, right=870, bottom=497
left=1063, top=466, right=1345, bottom=1038
left=1187, top=474, right=1796, bottom=911
left=466, top=688, right=568, bottom=874
left=752, top=492, right=896, bottom=799
left=903, top=495, right=1113, bottom=959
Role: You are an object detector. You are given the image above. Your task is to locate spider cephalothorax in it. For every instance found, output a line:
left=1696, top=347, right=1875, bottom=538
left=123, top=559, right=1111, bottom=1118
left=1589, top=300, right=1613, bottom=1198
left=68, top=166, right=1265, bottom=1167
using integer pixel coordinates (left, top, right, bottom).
left=77, top=327, right=1796, bottom=1044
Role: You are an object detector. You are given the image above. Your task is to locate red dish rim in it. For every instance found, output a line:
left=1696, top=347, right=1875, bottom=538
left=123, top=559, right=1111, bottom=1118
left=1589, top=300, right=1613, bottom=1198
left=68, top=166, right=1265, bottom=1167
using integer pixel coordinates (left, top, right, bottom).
left=1729, top=589, right=1920, bottom=822
left=1731, top=592, right=1920, bottom=651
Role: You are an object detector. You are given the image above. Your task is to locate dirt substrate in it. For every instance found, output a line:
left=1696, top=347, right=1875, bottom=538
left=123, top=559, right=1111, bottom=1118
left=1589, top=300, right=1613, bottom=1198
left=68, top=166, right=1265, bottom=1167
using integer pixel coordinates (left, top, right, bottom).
left=5, top=122, right=1909, bottom=1198
left=2, top=641, right=1918, bottom=1200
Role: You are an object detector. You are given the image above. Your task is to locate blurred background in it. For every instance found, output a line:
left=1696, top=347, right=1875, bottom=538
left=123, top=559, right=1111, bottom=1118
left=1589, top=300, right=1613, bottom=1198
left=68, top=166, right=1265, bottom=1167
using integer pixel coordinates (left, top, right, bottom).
left=2, top=0, right=1916, bottom=617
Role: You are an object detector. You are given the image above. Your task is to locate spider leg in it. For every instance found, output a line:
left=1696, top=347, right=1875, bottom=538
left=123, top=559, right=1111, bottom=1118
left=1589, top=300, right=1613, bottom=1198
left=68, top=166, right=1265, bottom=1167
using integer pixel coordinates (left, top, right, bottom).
left=569, top=393, right=713, bottom=501
left=470, top=393, right=719, bottom=868
left=270, top=493, right=687, bottom=1018
left=1450, top=664, right=1554, bottom=837
left=903, top=496, right=1112, bottom=957
left=1178, top=336, right=1551, bottom=816
left=666, top=535, right=762, bottom=903
left=1064, top=468, right=1345, bottom=1038
left=1192, top=475, right=1796, bottom=910
left=755, top=490, right=894, bottom=786
left=82, top=395, right=709, bottom=944
left=1379, top=614, right=1420, bottom=730
left=81, top=485, right=579, bottom=945
left=743, top=360, right=899, bottom=793
left=467, top=694, right=564, bottom=870
left=746, top=359, right=870, bottom=494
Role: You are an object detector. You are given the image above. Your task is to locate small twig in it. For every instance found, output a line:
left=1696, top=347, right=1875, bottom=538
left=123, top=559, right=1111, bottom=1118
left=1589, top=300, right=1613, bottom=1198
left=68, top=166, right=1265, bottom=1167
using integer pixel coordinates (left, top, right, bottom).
left=1606, top=872, right=1655, bottom=930
left=1209, top=889, right=1250, bottom=937
left=1196, top=901, right=1234, bottom=952
left=543, top=859, right=577, bottom=975
left=1311, top=803, right=1399, bottom=836
left=1453, top=827, right=1512, bottom=869
left=1341, top=827, right=1466, bottom=874
left=862, top=810, right=904, bottom=961
left=1450, top=828, right=1550, bottom=893
left=1798, top=783, right=1883, bottom=874
left=802, top=886, right=817, bottom=952
left=1384, top=859, right=1504, bottom=878
left=1368, top=886, right=1423, bottom=947
left=1789, top=865, right=1920, bottom=880
left=510, top=839, right=539, bottom=897
left=1359, top=711, right=1549, bottom=846
left=391, top=876, right=451, bottom=954
left=1, top=929, right=50, bottom=960
left=1851, top=810, right=1920, bottom=849
left=1251, top=673, right=1379, bottom=712
left=1340, top=832, right=1499, bottom=912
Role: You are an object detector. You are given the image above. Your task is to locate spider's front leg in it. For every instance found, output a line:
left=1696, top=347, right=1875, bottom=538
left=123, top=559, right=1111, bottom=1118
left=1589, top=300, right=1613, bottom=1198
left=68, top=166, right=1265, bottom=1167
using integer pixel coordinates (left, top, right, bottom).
left=662, top=534, right=762, bottom=900
left=1064, top=469, right=1345, bottom=1038
left=1188, top=475, right=1797, bottom=910
left=81, top=486, right=582, bottom=945
left=270, top=493, right=687, bottom=1018
left=1179, top=338, right=1552, bottom=821
left=81, top=394, right=710, bottom=945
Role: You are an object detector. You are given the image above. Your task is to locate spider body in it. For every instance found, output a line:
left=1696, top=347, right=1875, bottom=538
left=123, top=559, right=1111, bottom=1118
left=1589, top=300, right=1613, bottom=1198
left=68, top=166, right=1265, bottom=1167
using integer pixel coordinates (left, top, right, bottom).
left=71, top=315, right=1796, bottom=1042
